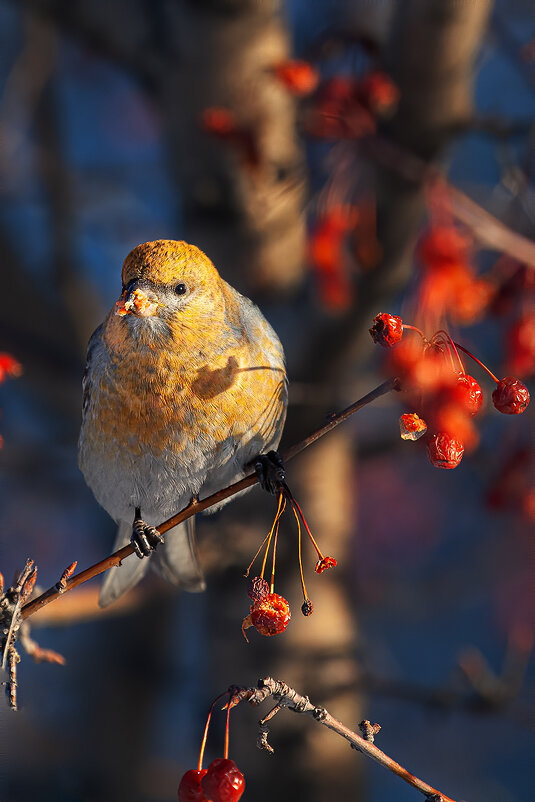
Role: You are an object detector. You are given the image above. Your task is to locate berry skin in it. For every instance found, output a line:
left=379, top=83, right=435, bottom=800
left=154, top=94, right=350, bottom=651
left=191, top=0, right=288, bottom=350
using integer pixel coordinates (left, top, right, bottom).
left=247, top=576, right=269, bottom=603
left=242, top=592, right=291, bottom=639
left=178, top=769, right=208, bottom=802
left=427, top=433, right=464, bottom=469
left=452, top=374, right=483, bottom=416
left=250, top=593, right=291, bottom=636
left=492, top=377, right=530, bottom=415
left=201, top=758, right=245, bottom=802
left=369, top=313, right=403, bottom=347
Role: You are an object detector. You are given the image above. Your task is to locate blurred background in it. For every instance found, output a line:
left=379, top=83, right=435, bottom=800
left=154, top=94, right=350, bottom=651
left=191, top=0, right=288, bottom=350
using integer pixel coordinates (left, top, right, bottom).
left=0, top=0, right=534, bottom=800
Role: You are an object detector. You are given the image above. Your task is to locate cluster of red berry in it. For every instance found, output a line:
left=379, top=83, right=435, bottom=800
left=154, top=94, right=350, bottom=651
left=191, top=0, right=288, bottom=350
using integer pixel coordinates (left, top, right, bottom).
left=416, top=223, right=493, bottom=325
left=370, top=313, right=530, bottom=469
left=303, top=70, right=399, bottom=139
left=178, top=695, right=245, bottom=802
left=242, top=488, right=337, bottom=640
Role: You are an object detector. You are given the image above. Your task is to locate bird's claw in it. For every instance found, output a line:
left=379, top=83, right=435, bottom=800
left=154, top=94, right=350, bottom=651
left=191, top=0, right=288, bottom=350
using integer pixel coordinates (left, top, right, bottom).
left=131, top=518, right=164, bottom=559
left=255, top=450, right=286, bottom=494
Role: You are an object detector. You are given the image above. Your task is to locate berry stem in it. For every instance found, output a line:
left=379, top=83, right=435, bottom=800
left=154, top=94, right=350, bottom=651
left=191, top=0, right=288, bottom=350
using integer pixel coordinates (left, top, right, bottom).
left=432, top=329, right=464, bottom=373
left=291, top=496, right=325, bottom=561
left=198, top=693, right=227, bottom=771
left=260, top=492, right=286, bottom=580
left=270, top=513, right=281, bottom=595
left=224, top=699, right=231, bottom=760
left=453, top=342, right=499, bottom=383
left=291, top=502, right=310, bottom=605
left=402, top=323, right=426, bottom=340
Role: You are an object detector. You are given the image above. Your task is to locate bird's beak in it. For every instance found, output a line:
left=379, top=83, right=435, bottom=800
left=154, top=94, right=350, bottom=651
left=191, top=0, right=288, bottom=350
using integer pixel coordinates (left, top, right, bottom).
left=115, top=286, right=159, bottom=317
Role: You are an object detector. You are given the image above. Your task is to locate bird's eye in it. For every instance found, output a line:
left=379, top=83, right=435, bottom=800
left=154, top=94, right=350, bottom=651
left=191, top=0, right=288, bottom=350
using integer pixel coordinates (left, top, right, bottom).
left=175, top=283, right=187, bottom=295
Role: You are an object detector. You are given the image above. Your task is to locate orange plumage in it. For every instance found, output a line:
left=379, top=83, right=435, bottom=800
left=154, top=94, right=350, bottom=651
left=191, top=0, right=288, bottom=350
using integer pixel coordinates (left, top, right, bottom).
left=79, top=240, right=287, bottom=605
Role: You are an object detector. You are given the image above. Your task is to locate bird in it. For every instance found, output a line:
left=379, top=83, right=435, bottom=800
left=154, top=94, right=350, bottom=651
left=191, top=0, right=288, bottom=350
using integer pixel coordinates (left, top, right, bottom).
left=78, top=240, right=288, bottom=607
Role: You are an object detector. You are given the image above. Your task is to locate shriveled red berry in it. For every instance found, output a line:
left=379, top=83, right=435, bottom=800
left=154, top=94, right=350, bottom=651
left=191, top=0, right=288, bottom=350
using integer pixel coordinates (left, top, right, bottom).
left=247, top=576, right=269, bottom=603
left=178, top=769, right=208, bottom=802
left=250, top=593, right=291, bottom=636
left=428, top=432, right=464, bottom=469
left=315, top=556, right=337, bottom=573
left=369, top=313, right=403, bottom=347
left=453, top=374, right=483, bottom=415
left=201, top=758, right=245, bottom=802
left=301, top=599, right=314, bottom=616
left=492, top=377, right=530, bottom=415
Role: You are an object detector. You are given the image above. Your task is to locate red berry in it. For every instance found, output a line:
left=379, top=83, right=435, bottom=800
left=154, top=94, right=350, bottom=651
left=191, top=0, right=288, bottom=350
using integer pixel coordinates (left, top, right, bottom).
left=250, top=593, right=291, bottom=636
left=315, top=556, right=337, bottom=573
left=419, top=225, right=470, bottom=267
left=178, top=769, right=208, bottom=802
left=453, top=374, right=483, bottom=415
left=273, top=60, right=319, bottom=96
left=427, top=433, right=464, bottom=469
left=492, top=377, right=530, bottom=415
left=369, top=313, right=403, bottom=347
left=201, top=758, right=245, bottom=802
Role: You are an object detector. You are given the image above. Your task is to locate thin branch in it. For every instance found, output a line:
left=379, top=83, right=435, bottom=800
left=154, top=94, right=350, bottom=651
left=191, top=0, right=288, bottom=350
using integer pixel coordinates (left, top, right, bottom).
left=20, top=377, right=400, bottom=621
left=241, top=677, right=456, bottom=802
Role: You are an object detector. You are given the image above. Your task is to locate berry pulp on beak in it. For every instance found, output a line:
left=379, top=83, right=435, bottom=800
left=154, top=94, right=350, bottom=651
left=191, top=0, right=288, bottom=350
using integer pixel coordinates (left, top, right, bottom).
left=115, top=287, right=159, bottom=317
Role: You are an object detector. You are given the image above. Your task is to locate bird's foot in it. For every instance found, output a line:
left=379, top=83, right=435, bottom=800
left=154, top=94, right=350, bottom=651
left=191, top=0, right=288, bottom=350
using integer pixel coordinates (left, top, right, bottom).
left=255, top=450, right=286, bottom=494
left=131, top=517, right=164, bottom=559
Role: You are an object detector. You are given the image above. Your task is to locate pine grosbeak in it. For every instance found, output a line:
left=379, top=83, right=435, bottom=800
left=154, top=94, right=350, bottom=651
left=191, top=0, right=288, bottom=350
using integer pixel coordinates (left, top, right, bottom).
left=78, top=240, right=287, bottom=606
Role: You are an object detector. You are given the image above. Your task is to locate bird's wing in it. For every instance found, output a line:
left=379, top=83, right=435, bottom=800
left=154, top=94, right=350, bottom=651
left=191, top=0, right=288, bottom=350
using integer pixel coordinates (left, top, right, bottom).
left=99, top=520, right=150, bottom=607
left=151, top=517, right=206, bottom=592
left=81, top=324, right=103, bottom=417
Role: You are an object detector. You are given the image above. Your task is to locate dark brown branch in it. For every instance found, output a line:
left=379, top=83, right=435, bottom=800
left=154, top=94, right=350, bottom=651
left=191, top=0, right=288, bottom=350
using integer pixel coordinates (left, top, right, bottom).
left=241, top=676, right=456, bottom=802
left=20, top=377, right=399, bottom=621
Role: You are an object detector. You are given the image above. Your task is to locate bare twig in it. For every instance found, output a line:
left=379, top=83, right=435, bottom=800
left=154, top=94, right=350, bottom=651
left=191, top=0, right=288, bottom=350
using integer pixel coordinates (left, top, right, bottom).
left=19, top=377, right=400, bottom=621
left=238, top=677, right=456, bottom=802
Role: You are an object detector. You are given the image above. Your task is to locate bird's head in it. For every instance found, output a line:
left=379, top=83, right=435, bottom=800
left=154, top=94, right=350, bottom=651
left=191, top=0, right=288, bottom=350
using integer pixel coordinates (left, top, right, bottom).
left=114, top=240, right=224, bottom=331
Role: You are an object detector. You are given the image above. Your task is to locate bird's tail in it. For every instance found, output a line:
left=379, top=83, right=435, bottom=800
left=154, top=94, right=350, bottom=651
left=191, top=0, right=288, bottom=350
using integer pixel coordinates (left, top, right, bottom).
left=99, top=517, right=205, bottom=608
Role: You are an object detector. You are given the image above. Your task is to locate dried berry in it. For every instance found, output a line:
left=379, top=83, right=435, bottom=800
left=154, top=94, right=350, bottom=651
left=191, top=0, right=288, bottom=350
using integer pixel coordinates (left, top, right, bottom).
left=492, top=377, right=530, bottom=415
left=369, top=313, right=403, bottom=347
left=178, top=769, right=208, bottom=802
left=399, top=413, right=427, bottom=440
left=242, top=593, right=291, bottom=639
left=247, top=576, right=269, bottom=603
left=427, top=432, right=464, bottom=469
left=315, top=556, right=337, bottom=573
left=301, top=599, right=314, bottom=616
left=201, top=758, right=245, bottom=802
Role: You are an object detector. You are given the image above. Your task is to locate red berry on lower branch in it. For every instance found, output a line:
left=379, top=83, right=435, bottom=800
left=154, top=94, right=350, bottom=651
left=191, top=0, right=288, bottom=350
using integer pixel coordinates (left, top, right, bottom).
left=201, top=758, right=245, bottom=802
left=492, top=377, right=530, bottom=414
left=178, top=769, right=208, bottom=801
left=427, top=432, right=464, bottom=469
left=250, top=593, right=291, bottom=636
